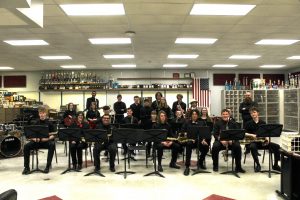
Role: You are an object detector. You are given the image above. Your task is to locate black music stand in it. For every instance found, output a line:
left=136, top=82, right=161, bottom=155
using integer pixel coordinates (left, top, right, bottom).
left=220, top=129, right=245, bottom=178
left=24, top=125, right=49, bottom=174
left=58, top=128, right=82, bottom=174
left=143, top=129, right=168, bottom=178
left=171, top=122, right=183, bottom=136
left=186, top=126, right=211, bottom=175
left=113, top=128, right=143, bottom=179
left=120, top=123, right=139, bottom=161
left=257, top=124, right=283, bottom=178
left=83, top=129, right=108, bottom=177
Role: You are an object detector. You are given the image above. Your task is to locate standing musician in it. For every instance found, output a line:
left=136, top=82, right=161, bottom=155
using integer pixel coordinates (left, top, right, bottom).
left=63, top=102, right=77, bottom=127
left=22, top=106, right=55, bottom=175
left=93, top=114, right=117, bottom=172
left=121, top=108, right=139, bottom=155
left=153, top=111, right=181, bottom=172
left=130, top=96, right=142, bottom=121
left=171, top=94, right=187, bottom=116
left=244, top=107, right=281, bottom=172
left=85, top=91, right=99, bottom=111
left=151, top=92, right=163, bottom=113
left=86, top=102, right=101, bottom=129
left=239, top=92, right=258, bottom=127
left=140, top=98, right=152, bottom=129
left=211, top=109, right=245, bottom=173
left=113, top=94, right=126, bottom=123
left=158, top=97, right=172, bottom=119
left=181, top=110, right=209, bottom=176
left=70, top=111, right=89, bottom=170
left=185, top=99, right=201, bottom=119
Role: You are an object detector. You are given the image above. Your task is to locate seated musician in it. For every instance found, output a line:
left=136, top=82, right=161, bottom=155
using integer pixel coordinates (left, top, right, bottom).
left=199, top=107, right=213, bottom=125
left=63, top=102, right=76, bottom=127
left=22, top=106, right=55, bottom=175
left=182, top=110, right=209, bottom=176
left=211, top=109, right=245, bottom=173
left=121, top=108, right=139, bottom=155
left=93, top=114, right=117, bottom=172
left=86, top=102, right=101, bottom=129
left=170, top=110, right=185, bottom=137
left=244, top=107, right=281, bottom=172
left=69, top=111, right=89, bottom=170
left=153, top=111, right=181, bottom=172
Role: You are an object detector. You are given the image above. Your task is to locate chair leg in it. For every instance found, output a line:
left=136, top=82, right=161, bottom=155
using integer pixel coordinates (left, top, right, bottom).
left=117, top=147, right=120, bottom=165
left=262, top=149, right=266, bottom=163
left=31, top=150, right=34, bottom=169
left=89, top=144, right=93, bottom=162
left=85, top=149, right=88, bottom=168
left=54, top=143, right=58, bottom=164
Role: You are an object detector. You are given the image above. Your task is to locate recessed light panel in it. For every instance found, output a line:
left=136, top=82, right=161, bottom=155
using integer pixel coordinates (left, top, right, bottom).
left=89, top=38, right=131, bottom=45
left=175, top=38, right=217, bottom=44
left=60, top=65, right=86, bottom=69
left=168, top=54, right=199, bottom=59
left=4, top=40, right=49, bottom=46
left=255, top=39, right=299, bottom=45
left=40, top=56, right=72, bottom=60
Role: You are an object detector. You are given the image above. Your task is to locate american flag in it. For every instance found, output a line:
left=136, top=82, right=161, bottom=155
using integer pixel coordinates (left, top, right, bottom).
left=193, top=78, right=211, bottom=108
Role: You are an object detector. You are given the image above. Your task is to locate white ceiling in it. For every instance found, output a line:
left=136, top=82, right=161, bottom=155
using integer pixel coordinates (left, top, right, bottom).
left=1, top=0, right=300, bottom=71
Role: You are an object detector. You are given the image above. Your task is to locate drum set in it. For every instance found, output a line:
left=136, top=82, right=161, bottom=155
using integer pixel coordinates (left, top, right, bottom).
left=0, top=124, right=23, bottom=158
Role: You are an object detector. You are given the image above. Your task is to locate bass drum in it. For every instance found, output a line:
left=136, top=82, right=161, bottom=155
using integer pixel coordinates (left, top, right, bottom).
left=0, top=136, right=22, bottom=158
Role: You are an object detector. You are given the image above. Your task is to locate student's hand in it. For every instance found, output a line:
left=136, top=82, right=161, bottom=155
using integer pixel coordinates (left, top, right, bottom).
left=201, top=139, right=208, bottom=146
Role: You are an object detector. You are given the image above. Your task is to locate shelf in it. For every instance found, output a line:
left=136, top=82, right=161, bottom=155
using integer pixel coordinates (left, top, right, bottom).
left=117, top=78, right=192, bottom=81
left=285, top=116, right=299, bottom=119
left=40, top=82, right=107, bottom=85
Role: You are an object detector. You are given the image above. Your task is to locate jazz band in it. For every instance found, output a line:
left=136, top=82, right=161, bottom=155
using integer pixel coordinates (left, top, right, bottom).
left=21, top=91, right=281, bottom=176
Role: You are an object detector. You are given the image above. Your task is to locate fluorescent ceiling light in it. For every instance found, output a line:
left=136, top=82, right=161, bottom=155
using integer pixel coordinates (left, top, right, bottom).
left=212, top=64, right=237, bottom=68
left=163, top=64, right=188, bottom=68
left=0, top=67, right=14, bottom=70
left=89, top=38, right=131, bottom=45
left=260, top=65, right=285, bottom=69
left=60, top=65, right=86, bottom=69
left=40, top=56, right=72, bottom=60
left=255, top=39, right=299, bottom=45
left=287, top=56, right=300, bottom=60
left=229, top=55, right=261, bottom=59
left=60, top=4, right=125, bottom=16
left=190, top=4, right=256, bottom=16
left=4, top=40, right=48, bottom=46
left=175, top=38, right=217, bottom=44
left=103, top=54, right=134, bottom=59
left=112, top=64, right=136, bottom=68
left=168, top=54, right=199, bottom=59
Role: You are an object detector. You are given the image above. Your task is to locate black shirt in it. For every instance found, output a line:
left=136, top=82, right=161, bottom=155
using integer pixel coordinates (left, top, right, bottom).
left=86, top=97, right=99, bottom=110
left=213, top=119, right=239, bottom=140
left=35, top=119, right=55, bottom=133
left=158, top=106, right=172, bottom=119
left=181, top=120, right=209, bottom=140
left=239, top=101, right=258, bottom=122
left=63, top=110, right=76, bottom=119
left=114, top=101, right=127, bottom=116
left=86, top=110, right=101, bottom=121
left=244, top=119, right=266, bottom=135
left=151, top=100, right=160, bottom=112
left=130, top=103, right=142, bottom=120
left=140, top=106, right=152, bottom=121
left=153, top=122, right=174, bottom=138
left=171, top=101, right=187, bottom=114
left=122, top=116, right=138, bottom=124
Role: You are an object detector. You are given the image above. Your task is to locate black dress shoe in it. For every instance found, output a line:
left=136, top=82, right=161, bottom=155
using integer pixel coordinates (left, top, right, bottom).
left=199, top=163, right=207, bottom=170
left=272, top=165, right=281, bottom=171
left=235, top=167, right=246, bottom=173
left=158, top=165, right=163, bottom=172
left=44, top=167, right=50, bottom=174
left=77, top=164, right=82, bottom=170
left=255, top=164, right=261, bottom=173
left=22, top=167, right=30, bottom=175
left=94, top=167, right=100, bottom=172
left=169, top=162, right=180, bottom=169
left=72, top=165, right=77, bottom=170
left=110, top=166, right=116, bottom=172
left=184, top=167, right=190, bottom=176
left=213, top=166, right=218, bottom=172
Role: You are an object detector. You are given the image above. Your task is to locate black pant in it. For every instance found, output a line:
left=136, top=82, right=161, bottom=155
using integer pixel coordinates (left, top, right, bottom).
left=250, top=142, right=280, bottom=166
left=156, top=142, right=181, bottom=165
left=185, top=140, right=209, bottom=167
left=93, top=142, right=117, bottom=169
left=70, top=141, right=87, bottom=166
left=212, top=140, right=242, bottom=169
left=23, top=141, right=55, bottom=168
